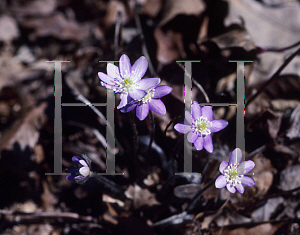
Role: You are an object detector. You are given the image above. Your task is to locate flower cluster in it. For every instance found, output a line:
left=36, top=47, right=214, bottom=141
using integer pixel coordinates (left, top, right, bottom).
left=98, top=54, right=172, bottom=120
left=215, top=148, right=255, bottom=194
left=174, top=102, right=228, bottom=152
left=66, top=154, right=91, bottom=184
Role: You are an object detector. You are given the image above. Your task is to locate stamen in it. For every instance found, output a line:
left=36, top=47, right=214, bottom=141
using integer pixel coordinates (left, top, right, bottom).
left=224, top=164, right=243, bottom=187
left=192, top=116, right=212, bottom=136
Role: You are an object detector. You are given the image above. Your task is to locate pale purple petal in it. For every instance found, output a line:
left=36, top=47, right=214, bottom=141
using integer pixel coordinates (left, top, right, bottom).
left=137, top=78, right=160, bottom=90
left=241, top=176, right=255, bottom=187
left=136, top=102, right=150, bottom=120
left=152, top=85, right=172, bottom=99
left=226, top=184, right=236, bottom=193
left=131, top=56, right=148, bottom=81
left=194, top=136, right=204, bottom=150
left=185, top=111, right=193, bottom=125
left=238, top=160, right=255, bottom=174
left=79, top=166, right=90, bottom=177
left=229, top=148, right=243, bottom=165
left=98, top=72, right=115, bottom=86
left=210, top=119, right=228, bottom=133
left=203, top=135, right=213, bottom=153
left=215, top=175, right=227, bottom=188
left=187, top=131, right=197, bottom=143
left=174, top=123, right=191, bottom=134
left=235, top=184, right=245, bottom=194
left=192, top=102, right=201, bottom=120
left=79, top=160, right=88, bottom=167
left=117, top=93, right=129, bottom=109
left=120, top=102, right=138, bottom=113
left=219, top=160, right=229, bottom=173
left=74, top=175, right=84, bottom=180
left=72, top=156, right=81, bottom=167
left=128, top=89, right=147, bottom=100
left=201, top=106, right=213, bottom=121
left=149, top=99, right=166, bottom=115
left=107, top=63, right=120, bottom=79
left=119, top=54, right=131, bottom=78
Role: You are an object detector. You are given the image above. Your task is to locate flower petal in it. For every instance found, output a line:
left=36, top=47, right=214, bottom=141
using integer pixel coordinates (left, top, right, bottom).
left=174, top=123, right=191, bottom=134
left=194, top=136, right=204, bottom=150
left=187, top=131, right=198, bottom=143
left=203, top=135, right=213, bottom=153
left=201, top=106, right=213, bottom=121
left=98, top=72, right=115, bottom=86
left=67, top=168, right=77, bottom=174
left=235, top=183, right=245, bottom=194
left=192, top=102, right=201, bottom=120
left=136, top=102, right=150, bottom=120
left=120, top=102, right=138, bottom=113
left=72, top=156, right=81, bottom=167
left=107, top=63, right=120, bottom=79
left=119, top=54, right=131, bottom=78
left=137, top=78, right=160, bottom=90
left=219, top=160, right=229, bottom=173
left=241, top=176, right=255, bottom=187
left=66, top=174, right=76, bottom=182
left=185, top=111, right=193, bottom=125
left=229, top=148, right=243, bottom=165
left=238, top=160, right=255, bottom=174
left=79, top=160, right=88, bottom=167
left=215, top=175, right=227, bottom=188
left=131, top=56, right=148, bottom=81
left=79, top=166, right=90, bottom=177
left=117, top=93, right=130, bottom=109
left=152, top=85, right=172, bottom=98
left=149, top=99, right=166, bottom=115
left=226, top=184, right=236, bottom=193
left=128, top=89, right=147, bottom=100
left=210, top=119, right=228, bottom=133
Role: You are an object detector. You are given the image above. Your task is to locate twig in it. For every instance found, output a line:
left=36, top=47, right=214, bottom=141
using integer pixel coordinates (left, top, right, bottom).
left=134, top=1, right=155, bottom=76
left=114, top=11, right=122, bottom=60
left=262, top=40, right=300, bottom=53
left=245, top=47, right=300, bottom=107
left=177, top=63, right=210, bottom=103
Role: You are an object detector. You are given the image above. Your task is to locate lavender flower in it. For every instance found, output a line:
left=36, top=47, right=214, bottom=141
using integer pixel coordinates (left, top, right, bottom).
left=215, top=148, right=255, bottom=194
left=120, top=85, right=172, bottom=120
left=66, top=154, right=91, bottom=184
left=174, top=102, right=228, bottom=152
left=98, top=54, right=160, bottom=109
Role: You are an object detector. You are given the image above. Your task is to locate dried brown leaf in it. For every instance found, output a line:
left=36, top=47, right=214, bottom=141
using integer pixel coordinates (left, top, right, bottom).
left=0, top=102, right=47, bottom=152
left=158, top=0, right=205, bottom=27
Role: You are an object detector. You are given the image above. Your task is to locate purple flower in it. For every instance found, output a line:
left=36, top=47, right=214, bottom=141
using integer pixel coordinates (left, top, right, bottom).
left=174, top=102, right=228, bottom=152
left=98, top=54, right=160, bottom=109
left=215, top=148, right=255, bottom=194
left=120, top=85, right=172, bottom=121
left=66, top=155, right=91, bottom=184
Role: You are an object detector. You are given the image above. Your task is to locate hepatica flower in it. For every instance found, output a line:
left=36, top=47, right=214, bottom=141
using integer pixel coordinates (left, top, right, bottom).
left=174, top=102, right=228, bottom=152
left=215, top=148, right=255, bottom=194
left=98, top=54, right=160, bottom=109
left=120, top=85, right=172, bottom=120
left=66, top=154, right=91, bottom=184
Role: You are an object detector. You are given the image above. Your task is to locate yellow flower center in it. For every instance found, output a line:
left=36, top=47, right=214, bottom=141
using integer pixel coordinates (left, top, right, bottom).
left=193, top=116, right=212, bottom=136
left=124, top=78, right=134, bottom=87
left=224, top=164, right=243, bottom=187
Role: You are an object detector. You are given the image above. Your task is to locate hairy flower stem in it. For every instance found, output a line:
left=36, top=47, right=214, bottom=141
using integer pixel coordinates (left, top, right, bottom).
left=130, top=112, right=139, bottom=175
left=146, top=110, right=155, bottom=158
left=91, top=172, right=127, bottom=200
left=186, top=178, right=217, bottom=213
